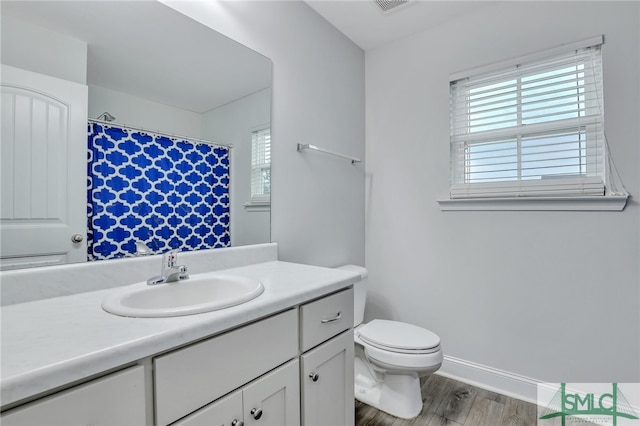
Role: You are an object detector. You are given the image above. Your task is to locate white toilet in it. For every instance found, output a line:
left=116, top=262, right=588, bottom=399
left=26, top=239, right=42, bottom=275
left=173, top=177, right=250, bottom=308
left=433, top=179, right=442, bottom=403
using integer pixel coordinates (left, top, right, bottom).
left=338, top=265, right=443, bottom=419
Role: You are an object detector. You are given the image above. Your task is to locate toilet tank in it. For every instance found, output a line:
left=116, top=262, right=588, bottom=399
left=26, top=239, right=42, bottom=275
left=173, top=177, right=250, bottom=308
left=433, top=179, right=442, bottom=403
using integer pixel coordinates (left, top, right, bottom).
left=336, top=265, right=368, bottom=327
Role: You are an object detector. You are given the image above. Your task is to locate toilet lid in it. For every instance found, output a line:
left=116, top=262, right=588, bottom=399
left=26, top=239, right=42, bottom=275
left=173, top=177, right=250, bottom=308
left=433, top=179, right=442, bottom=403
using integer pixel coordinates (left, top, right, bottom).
left=357, top=319, right=440, bottom=351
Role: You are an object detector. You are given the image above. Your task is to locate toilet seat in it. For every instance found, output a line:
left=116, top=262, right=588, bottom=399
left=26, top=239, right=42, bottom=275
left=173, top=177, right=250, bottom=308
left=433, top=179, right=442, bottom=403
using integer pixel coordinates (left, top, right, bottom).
left=357, top=320, right=441, bottom=354
left=355, top=320, right=443, bottom=371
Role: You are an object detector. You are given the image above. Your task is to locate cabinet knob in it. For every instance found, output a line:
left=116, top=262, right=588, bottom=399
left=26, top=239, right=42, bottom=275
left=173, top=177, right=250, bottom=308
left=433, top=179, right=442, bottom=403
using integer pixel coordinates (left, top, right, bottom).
left=231, top=420, right=244, bottom=426
left=71, top=234, right=84, bottom=243
left=251, top=408, right=263, bottom=420
left=309, top=372, right=320, bottom=382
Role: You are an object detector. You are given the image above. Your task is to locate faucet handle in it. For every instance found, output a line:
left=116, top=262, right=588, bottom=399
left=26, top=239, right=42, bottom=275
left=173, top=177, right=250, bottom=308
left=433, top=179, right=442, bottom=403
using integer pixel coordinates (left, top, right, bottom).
left=135, top=241, right=153, bottom=256
left=162, top=250, right=178, bottom=270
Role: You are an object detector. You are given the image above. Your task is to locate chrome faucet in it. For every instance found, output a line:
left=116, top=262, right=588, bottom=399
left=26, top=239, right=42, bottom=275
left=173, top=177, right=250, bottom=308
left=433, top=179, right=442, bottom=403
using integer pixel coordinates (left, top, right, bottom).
left=147, top=250, right=189, bottom=285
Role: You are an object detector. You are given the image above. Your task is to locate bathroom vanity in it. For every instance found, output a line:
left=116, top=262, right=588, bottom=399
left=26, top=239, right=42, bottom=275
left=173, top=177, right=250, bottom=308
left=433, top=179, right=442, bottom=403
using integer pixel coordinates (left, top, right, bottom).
left=0, top=251, right=358, bottom=426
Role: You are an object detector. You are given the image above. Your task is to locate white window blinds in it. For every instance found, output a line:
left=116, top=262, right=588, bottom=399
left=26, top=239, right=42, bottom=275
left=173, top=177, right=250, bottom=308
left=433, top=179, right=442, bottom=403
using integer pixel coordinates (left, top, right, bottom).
left=250, top=127, right=271, bottom=203
left=449, top=37, right=605, bottom=199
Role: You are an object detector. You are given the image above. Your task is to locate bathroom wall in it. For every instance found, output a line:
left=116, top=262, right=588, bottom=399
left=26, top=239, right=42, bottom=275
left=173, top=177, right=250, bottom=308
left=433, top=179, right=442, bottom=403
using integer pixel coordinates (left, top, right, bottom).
left=88, top=85, right=203, bottom=138
left=162, top=0, right=366, bottom=267
left=365, top=0, right=639, bottom=393
left=202, top=88, right=271, bottom=247
left=1, top=14, right=87, bottom=84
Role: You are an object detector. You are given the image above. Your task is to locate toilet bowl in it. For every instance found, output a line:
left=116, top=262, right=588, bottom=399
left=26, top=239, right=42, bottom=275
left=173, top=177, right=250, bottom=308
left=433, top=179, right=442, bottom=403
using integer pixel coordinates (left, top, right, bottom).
left=338, top=265, right=443, bottom=419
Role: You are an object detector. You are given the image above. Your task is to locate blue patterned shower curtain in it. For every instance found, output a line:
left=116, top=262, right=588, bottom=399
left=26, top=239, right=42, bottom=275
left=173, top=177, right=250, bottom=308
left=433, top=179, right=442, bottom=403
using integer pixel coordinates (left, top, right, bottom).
left=87, top=122, right=230, bottom=261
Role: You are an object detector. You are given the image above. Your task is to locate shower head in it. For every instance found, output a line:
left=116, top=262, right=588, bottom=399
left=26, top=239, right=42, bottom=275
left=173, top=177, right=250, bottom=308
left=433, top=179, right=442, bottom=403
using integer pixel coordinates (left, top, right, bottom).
left=96, top=112, right=116, bottom=122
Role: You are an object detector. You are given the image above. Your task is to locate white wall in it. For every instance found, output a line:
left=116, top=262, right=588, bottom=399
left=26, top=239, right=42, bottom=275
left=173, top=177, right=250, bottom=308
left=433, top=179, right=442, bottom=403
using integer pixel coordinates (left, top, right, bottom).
left=88, top=85, right=203, bottom=139
left=1, top=14, right=87, bottom=84
left=163, top=0, right=366, bottom=267
left=202, top=88, right=271, bottom=247
left=366, top=0, right=639, bottom=390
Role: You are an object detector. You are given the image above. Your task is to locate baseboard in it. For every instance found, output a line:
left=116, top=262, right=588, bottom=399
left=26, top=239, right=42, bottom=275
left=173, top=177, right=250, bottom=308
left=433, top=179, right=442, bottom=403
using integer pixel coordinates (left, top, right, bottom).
left=437, top=355, right=542, bottom=405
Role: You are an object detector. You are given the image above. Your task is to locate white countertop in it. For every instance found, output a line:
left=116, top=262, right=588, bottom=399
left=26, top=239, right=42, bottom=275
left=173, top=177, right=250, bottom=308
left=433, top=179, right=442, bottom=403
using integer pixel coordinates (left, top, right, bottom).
left=0, top=260, right=359, bottom=407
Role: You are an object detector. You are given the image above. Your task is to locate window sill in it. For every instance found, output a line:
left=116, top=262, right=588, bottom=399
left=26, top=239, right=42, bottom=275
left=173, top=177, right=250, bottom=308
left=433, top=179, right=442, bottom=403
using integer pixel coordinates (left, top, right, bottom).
left=437, top=195, right=629, bottom=211
left=244, top=201, right=271, bottom=212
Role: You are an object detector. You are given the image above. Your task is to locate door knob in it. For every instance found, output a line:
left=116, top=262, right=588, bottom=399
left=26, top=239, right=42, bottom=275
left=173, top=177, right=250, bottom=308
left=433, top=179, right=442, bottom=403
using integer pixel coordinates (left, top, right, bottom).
left=231, top=420, right=244, bottom=426
left=71, top=234, right=83, bottom=243
left=250, top=408, right=263, bottom=420
left=309, top=372, right=319, bottom=382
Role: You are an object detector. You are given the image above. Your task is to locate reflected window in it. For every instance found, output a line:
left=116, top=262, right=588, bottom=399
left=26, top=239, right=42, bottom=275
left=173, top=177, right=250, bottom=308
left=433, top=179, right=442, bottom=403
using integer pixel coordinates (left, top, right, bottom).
left=250, top=127, right=271, bottom=205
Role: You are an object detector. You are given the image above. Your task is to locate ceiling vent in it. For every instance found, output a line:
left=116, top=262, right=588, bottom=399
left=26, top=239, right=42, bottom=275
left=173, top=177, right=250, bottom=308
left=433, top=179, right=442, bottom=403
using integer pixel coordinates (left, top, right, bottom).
left=373, top=0, right=412, bottom=15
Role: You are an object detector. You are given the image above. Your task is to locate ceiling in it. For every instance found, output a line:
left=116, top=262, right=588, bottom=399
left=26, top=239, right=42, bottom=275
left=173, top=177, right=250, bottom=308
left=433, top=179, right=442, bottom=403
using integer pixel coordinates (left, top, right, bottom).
left=305, top=0, right=497, bottom=51
left=2, top=0, right=495, bottom=113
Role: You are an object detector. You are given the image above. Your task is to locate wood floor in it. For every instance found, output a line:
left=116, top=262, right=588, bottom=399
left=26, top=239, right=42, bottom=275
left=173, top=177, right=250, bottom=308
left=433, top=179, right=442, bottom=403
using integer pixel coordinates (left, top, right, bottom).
left=355, top=374, right=538, bottom=426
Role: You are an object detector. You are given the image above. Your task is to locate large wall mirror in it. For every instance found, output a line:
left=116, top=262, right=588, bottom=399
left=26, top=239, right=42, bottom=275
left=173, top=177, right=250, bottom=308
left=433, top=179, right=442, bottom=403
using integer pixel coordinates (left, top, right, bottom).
left=1, top=1, right=272, bottom=270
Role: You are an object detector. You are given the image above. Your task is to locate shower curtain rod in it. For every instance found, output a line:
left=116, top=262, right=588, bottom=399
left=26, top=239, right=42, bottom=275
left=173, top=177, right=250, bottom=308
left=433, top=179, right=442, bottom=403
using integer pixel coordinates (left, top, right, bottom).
left=88, top=118, right=233, bottom=149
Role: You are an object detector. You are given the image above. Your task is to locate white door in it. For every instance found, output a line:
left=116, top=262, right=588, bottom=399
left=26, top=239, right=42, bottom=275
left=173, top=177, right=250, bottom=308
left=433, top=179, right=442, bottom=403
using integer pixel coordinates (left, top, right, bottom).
left=1, top=64, right=88, bottom=269
left=301, top=330, right=355, bottom=426
left=243, top=359, right=300, bottom=426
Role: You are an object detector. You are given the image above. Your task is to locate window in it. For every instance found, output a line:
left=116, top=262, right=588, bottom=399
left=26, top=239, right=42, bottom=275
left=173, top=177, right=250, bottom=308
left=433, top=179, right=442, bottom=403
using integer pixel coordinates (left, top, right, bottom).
left=249, top=127, right=271, bottom=205
left=449, top=37, right=607, bottom=200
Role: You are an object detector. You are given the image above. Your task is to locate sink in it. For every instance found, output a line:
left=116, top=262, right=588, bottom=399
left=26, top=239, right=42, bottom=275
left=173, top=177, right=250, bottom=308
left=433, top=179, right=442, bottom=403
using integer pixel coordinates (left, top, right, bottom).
left=102, top=273, right=264, bottom=318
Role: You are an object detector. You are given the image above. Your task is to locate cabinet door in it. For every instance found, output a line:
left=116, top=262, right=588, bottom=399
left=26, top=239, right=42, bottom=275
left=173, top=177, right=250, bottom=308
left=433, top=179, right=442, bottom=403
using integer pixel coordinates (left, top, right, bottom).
left=301, top=330, right=354, bottom=426
left=243, top=359, right=300, bottom=426
left=0, top=366, right=146, bottom=426
left=173, top=389, right=243, bottom=426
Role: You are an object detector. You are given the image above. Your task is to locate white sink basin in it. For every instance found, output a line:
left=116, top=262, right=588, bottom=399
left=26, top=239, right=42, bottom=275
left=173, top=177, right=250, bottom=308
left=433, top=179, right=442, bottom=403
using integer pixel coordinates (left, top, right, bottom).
left=102, top=273, right=264, bottom=318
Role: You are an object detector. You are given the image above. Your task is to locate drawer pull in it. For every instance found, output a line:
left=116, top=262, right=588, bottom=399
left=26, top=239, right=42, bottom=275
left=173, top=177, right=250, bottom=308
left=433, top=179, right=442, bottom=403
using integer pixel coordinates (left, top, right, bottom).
left=309, top=372, right=319, bottom=382
left=321, top=311, right=342, bottom=323
left=251, top=408, right=263, bottom=420
left=231, top=420, right=244, bottom=426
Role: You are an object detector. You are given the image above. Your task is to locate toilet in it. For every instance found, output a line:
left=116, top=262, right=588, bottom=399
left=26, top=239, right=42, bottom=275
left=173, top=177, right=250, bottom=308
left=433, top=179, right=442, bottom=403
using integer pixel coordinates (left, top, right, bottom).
left=338, top=265, right=443, bottom=419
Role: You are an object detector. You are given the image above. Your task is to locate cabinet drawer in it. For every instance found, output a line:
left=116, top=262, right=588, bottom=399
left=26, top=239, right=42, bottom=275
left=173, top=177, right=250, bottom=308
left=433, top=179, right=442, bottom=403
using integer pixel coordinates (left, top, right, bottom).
left=154, top=308, right=298, bottom=426
left=1, top=366, right=146, bottom=426
left=300, top=288, right=353, bottom=352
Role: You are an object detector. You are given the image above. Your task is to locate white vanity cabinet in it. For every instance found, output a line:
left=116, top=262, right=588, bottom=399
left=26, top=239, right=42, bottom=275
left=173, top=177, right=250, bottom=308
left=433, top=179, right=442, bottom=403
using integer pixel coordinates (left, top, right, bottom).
left=154, top=309, right=299, bottom=426
left=0, top=279, right=358, bottom=426
left=161, top=288, right=355, bottom=426
left=299, top=288, right=355, bottom=426
left=174, top=359, right=300, bottom=426
left=0, top=365, right=146, bottom=426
